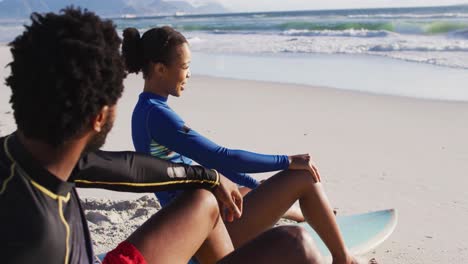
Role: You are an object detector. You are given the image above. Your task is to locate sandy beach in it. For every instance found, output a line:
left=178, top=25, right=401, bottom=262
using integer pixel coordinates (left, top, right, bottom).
left=1, top=45, right=468, bottom=263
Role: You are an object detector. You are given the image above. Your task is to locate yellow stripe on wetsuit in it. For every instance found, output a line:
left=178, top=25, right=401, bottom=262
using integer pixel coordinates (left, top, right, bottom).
left=0, top=137, right=16, bottom=194
left=74, top=177, right=220, bottom=188
left=3, top=135, right=72, bottom=264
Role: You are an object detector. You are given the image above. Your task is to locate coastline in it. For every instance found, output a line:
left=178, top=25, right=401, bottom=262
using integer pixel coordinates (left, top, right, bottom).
left=189, top=51, right=468, bottom=102
left=1, top=45, right=467, bottom=263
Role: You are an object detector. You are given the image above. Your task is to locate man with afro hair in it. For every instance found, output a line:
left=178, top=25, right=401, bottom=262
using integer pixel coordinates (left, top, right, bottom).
left=0, top=7, right=323, bottom=264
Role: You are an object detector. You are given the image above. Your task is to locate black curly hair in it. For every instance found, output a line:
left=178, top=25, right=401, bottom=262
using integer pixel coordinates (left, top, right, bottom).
left=122, top=26, right=187, bottom=78
left=6, top=7, right=126, bottom=147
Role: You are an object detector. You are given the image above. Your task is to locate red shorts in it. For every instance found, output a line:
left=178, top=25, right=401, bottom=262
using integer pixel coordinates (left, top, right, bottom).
left=102, top=241, right=147, bottom=264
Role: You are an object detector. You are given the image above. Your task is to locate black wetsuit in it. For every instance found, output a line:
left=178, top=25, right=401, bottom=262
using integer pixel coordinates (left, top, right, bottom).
left=0, top=133, right=219, bottom=264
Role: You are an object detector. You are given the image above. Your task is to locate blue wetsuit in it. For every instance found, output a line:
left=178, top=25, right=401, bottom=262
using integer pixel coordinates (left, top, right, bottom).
left=132, top=92, right=290, bottom=206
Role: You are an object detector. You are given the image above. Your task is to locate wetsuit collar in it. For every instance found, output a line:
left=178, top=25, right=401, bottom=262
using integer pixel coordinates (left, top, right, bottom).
left=140, top=92, right=168, bottom=103
left=6, top=133, right=75, bottom=196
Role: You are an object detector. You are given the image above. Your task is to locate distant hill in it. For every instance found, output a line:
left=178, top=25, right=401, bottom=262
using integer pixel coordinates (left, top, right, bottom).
left=0, top=0, right=228, bottom=18
left=126, top=0, right=227, bottom=16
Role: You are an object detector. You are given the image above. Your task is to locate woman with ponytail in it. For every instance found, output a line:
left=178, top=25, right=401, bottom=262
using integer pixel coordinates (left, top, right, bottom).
left=124, top=26, right=359, bottom=264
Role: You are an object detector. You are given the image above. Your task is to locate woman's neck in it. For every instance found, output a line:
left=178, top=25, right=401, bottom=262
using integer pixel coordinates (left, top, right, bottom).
left=143, top=80, right=168, bottom=98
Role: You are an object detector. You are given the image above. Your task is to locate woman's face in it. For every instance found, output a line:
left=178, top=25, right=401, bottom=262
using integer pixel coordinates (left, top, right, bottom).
left=164, top=42, right=191, bottom=97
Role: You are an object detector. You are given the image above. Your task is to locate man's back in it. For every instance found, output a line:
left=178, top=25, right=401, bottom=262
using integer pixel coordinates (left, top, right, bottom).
left=0, top=134, right=93, bottom=264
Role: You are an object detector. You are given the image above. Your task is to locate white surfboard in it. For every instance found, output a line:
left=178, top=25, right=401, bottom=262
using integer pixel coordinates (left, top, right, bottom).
left=297, top=209, right=398, bottom=256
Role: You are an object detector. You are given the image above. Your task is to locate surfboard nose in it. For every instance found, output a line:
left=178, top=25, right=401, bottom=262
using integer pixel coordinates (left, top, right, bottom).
left=298, top=208, right=398, bottom=256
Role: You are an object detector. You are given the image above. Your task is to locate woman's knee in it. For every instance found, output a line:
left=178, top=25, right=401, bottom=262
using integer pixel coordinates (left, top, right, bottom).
left=190, top=189, right=220, bottom=220
left=282, top=169, right=318, bottom=187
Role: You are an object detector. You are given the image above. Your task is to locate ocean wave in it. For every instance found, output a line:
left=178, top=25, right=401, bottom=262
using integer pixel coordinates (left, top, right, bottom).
left=186, top=32, right=468, bottom=69
left=277, top=21, right=396, bottom=32
left=169, top=21, right=468, bottom=37
left=368, top=43, right=468, bottom=52
left=281, top=29, right=391, bottom=38
left=423, top=21, right=468, bottom=34
left=175, top=24, right=272, bottom=32
left=279, top=21, right=468, bottom=35
left=158, top=21, right=398, bottom=33
left=347, top=13, right=468, bottom=19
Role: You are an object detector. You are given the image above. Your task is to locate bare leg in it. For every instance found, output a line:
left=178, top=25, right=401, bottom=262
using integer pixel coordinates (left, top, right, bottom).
left=218, top=226, right=323, bottom=264
left=284, top=206, right=306, bottom=222
left=194, top=214, right=234, bottom=263
left=239, top=186, right=305, bottom=222
left=127, top=189, right=232, bottom=264
left=126, top=188, right=323, bottom=264
left=226, top=170, right=356, bottom=264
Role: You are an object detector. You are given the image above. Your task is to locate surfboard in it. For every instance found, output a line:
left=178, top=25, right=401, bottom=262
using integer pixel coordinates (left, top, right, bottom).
left=298, top=208, right=397, bottom=256
left=95, top=209, right=397, bottom=263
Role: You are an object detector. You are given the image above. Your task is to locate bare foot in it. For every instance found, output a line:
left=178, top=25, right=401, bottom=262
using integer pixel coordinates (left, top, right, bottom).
left=333, top=255, right=378, bottom=264
left=338, top=256, right=378, bottom=264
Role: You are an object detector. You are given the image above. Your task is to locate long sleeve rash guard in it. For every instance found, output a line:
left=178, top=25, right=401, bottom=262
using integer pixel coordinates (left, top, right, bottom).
left=131, top=92, right=289, bottom=204
left=0, top=133, right=219, bottom=264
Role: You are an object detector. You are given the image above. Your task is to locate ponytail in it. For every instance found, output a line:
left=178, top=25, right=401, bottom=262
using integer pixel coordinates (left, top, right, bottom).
left=122, top=27, right=142, bottom=74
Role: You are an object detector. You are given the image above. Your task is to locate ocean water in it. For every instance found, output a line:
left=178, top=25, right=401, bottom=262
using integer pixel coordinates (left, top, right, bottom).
left=2, top=5, right=468, bottom=101
left=111, top=5, right=468, bottom=69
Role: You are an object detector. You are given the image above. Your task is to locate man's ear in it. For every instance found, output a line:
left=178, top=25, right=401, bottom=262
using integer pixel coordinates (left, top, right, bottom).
left=91, top=105, right=109, bottom=132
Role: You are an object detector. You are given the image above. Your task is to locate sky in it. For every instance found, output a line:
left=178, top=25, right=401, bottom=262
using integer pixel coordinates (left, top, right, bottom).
left=186, top=0, right=468, bottom=12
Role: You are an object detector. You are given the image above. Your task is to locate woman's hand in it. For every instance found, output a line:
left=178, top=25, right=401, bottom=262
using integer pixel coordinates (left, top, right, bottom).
left=288, top=154, right=321, bottom=183
left=213, top=173, right=243, bottom=222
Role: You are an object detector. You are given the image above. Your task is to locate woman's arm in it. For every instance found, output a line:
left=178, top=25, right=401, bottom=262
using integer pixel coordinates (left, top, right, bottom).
left=150, top=108, right=290, bottom=174
left=220, top=170, right=260, bottom=189
left=71, top=150, right=219, bottom=193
